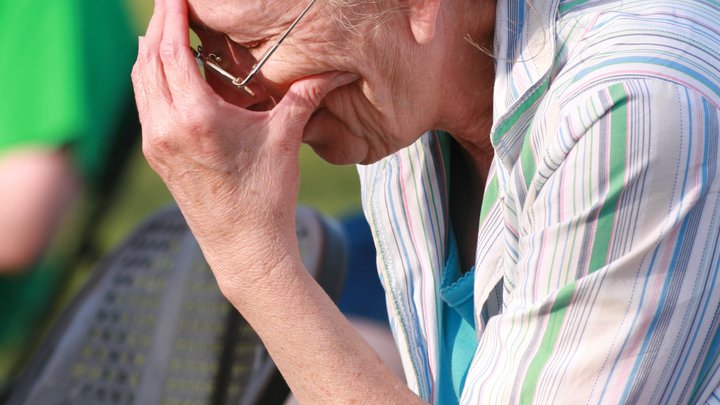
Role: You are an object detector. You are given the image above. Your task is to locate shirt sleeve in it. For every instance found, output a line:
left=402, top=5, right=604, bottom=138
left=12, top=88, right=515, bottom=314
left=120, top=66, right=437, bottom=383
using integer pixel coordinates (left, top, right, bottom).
left=462, top=78, right=720, bottom=404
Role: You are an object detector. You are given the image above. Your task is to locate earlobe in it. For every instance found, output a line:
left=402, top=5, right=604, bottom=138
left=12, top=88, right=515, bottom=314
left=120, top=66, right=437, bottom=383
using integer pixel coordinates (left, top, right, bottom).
left=408, top=0, right=442, bottom=44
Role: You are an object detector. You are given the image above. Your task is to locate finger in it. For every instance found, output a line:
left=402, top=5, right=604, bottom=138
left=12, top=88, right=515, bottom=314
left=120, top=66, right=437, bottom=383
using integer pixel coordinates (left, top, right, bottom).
left=160, top=0, right=214, bottom=105
left=132, top=37, right=162, bottom=123
left=162, top=0, right=189, bottom=47
left=272, top=72, right=358, bottom=137
left=139, top=34, right=174, bottom=108
left=131, top=45, right=148, bottom=116
left=139, top=0, right=173, bottom=106
left=144, top=0, right=166, bottom=45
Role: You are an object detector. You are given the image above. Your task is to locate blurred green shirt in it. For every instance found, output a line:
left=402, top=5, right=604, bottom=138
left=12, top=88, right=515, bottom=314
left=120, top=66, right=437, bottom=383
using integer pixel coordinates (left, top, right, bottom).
left=0, top=0, right=136, bottom=185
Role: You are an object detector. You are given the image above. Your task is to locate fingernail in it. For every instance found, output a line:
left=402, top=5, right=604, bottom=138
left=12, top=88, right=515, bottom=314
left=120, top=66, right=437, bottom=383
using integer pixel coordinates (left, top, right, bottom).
left=332, top=72, right=360, bottom=87
left=138, top=36, right=144, bottom=46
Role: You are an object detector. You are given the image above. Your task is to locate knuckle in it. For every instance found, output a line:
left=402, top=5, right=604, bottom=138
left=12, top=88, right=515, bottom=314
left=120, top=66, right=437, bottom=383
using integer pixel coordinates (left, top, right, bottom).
left=141, top=142, right=165, bottom=175
left=279, top=80, right=329, bottom=127
left=275, top=87, right=318, bottom=129
left=141, top=125, right=176, bottom=161
left=140, top=137, right=158, bottom=164
left=298, top=82, right=325, bottom=109
left=131, top=63, right=142, bottom=84
left=177, top=105, right=212, bottom=132
left=138, top=43, right=155, bottom=64
left=159, top=41, right=182, bottom=65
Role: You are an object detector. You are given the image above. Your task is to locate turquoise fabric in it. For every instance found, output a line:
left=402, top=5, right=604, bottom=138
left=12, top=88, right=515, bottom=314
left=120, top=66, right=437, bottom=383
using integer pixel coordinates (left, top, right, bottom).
left=437, top=230, right=477, bottom=404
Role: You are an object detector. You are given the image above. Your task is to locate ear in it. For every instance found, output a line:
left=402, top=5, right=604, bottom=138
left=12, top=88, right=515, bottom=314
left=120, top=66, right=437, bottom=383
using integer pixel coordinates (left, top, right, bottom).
left=407, top=0, right=442, bottom=44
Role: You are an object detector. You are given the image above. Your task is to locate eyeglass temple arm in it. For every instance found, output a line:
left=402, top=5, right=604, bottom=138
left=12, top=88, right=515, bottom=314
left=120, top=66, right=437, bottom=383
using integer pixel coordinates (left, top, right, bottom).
left=192, top=50, right=236, bottom=83
left=192, top=47, right=258, bottom=96
left=235, top=0, right=317, bottom=87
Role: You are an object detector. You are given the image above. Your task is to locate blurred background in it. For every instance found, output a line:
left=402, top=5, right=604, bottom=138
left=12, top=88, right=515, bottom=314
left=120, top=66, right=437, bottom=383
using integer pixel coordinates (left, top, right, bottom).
left=0, top=0, right=360, bottom=389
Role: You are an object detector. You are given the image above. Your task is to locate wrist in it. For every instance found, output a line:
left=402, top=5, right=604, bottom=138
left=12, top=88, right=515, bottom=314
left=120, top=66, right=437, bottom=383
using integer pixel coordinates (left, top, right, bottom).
left=204, top=237, right=303, bottom=304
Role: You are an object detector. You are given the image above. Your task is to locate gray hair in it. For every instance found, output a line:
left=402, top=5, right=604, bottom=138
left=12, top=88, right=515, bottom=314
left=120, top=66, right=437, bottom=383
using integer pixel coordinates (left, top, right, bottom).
left=324, top=0, right=406, bottom=35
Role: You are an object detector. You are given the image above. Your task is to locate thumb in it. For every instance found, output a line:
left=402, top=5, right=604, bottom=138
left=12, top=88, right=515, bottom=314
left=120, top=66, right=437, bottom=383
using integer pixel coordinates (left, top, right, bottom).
left=271, top=71, right=358, bottom=136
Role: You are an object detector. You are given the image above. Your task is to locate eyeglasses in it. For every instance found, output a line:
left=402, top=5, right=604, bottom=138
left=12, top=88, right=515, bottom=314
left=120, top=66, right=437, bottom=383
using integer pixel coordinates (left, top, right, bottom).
left=191, top=0, right=317, bottom=97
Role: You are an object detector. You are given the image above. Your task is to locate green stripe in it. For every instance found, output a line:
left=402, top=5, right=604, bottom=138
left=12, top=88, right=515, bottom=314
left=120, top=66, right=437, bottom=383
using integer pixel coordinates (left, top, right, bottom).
left=519, top=283, right=576, bottom=404
left=518, top=84, right=628, bottom=403
left=492, top=79, right=550, bottom=145
left=520, top=125, right=537, bottom=189
left=438, top=131, right=452, bottom=195
left=690, top=330, right=720, bottom=402
left=559, top=0, right=589, bottom=14
left=588, top=83, right=628, bottom=273
left=479, top=175, right=499, bottom=225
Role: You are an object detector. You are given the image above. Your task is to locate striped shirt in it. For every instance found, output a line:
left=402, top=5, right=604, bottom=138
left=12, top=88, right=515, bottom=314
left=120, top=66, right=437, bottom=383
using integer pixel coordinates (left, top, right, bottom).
left=357, top=0, right=720, bottom=403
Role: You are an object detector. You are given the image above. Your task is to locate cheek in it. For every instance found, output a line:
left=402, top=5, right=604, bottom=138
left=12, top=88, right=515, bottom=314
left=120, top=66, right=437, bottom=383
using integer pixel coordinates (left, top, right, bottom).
left=259, top=56, right=321, bottom=87
left=259, top=38, right=348, bottom=86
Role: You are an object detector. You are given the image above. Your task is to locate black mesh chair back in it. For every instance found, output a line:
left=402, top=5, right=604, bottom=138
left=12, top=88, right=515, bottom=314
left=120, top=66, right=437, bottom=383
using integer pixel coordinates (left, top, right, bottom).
left=4, top=205, right=346, bottom=405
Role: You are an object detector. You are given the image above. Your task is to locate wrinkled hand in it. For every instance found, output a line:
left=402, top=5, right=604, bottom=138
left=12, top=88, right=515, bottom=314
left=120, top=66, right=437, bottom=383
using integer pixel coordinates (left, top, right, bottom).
left=131, top=0, right=354, bottom=289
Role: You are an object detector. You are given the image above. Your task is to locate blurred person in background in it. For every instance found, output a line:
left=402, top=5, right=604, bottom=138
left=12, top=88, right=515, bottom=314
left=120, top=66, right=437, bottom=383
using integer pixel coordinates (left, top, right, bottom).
left=0, top=0, right=137, bottom=376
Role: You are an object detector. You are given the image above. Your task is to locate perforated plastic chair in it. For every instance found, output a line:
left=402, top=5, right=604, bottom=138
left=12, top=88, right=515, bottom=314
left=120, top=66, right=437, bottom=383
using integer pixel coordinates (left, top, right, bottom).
left=3, top=204, right=347, bottom=405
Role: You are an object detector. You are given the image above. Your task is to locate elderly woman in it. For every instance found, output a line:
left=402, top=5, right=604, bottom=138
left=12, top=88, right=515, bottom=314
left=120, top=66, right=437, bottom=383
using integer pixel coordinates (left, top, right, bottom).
left=132, top=0, right=720, bottom=402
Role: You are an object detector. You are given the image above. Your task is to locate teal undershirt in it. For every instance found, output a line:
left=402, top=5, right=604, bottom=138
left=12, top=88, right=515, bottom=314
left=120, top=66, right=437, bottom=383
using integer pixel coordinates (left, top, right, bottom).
left=437, top=229, right=477, bottom=404
left=436, top=131, right=478, bottom=403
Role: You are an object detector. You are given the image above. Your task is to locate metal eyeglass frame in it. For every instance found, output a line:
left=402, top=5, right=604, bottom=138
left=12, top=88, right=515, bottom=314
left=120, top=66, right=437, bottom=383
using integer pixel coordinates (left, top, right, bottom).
left=191, top=0, right=317, bottom=97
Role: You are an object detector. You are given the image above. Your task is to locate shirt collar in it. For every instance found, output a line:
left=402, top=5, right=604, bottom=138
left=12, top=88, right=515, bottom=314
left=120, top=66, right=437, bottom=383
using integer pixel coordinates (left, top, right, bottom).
left=491, top=0, right=560, bottom=163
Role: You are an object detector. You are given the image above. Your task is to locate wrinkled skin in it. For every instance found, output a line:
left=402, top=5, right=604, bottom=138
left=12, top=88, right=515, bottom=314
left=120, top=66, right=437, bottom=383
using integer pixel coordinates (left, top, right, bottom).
left=184, top=0, right=446, bottom=166
left=131, top=0, right=494, bottom=401
left=132, top=0, right=496, bottom=272
left=132, top=0, right=364, bottom=288
left=131, top=5, right=422, bottom=403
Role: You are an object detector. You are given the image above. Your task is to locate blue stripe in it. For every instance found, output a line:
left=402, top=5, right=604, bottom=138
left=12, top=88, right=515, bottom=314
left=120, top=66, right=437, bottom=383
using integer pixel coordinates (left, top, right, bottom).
left=575, top=56, right=720, bottom=98
left=688, top=230, right=720, bottom=402
left=415, top=140, right=443, bottom=269
left=384, top=159, right=432, bottom=396
left=688, top=98, right=720, bottom=402
left=663, top=98, right=716, bottom=400
left=618, top=87, right=698, bottom=403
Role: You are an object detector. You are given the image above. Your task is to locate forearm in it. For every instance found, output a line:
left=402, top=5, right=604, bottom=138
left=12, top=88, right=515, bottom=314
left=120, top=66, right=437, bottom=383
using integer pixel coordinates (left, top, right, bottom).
left=132, top=0, right=416, bottom=400
left=219, top=256, right=424, bottom=404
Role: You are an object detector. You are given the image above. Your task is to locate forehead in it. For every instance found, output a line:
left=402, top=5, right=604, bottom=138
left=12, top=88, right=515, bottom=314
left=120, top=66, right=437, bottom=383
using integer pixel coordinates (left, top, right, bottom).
left=188, top=0, right=298, bottom=37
